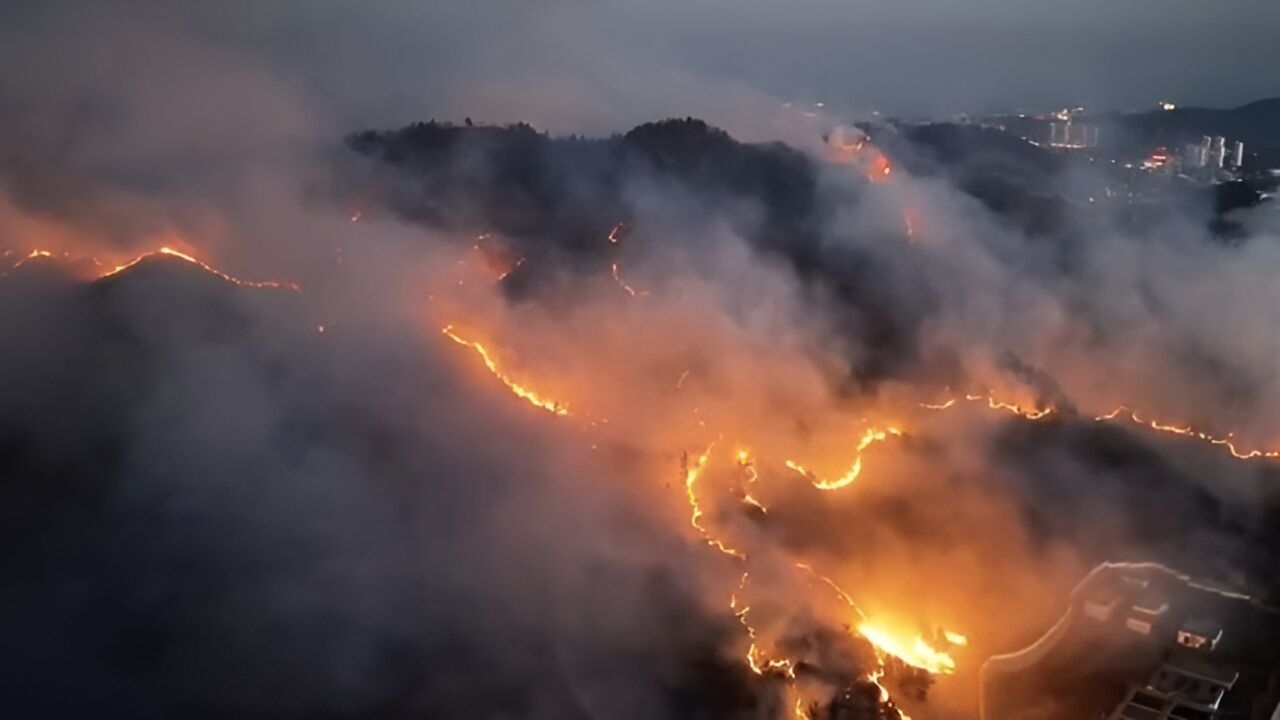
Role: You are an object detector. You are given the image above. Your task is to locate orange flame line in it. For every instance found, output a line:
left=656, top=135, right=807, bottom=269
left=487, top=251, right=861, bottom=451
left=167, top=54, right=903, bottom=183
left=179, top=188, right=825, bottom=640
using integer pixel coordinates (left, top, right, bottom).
left=785, top=427, right=902, bottom=490
left=441, top=326, right=570, bottom=416
left=98, top=247, right=301, bottom=291
left=683, top=444, right=746, bottom=559
left=610, top=262, right=648, bottom=297
left=1094, top=406, right=1280, bottom=460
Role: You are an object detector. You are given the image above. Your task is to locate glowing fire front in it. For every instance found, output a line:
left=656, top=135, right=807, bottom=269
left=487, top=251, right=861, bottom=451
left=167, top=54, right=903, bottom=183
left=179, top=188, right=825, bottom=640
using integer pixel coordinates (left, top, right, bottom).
left=436, top=324, right=960, bottom=711
left=8, top=245, right=300, bottom=292
left=856, top=623, right=961, bottom=675
left=785, top=426, right=902, bottom=490
left=440, top=326, right=570, bottom=416
left=427, top=219, right=1280, bottom=718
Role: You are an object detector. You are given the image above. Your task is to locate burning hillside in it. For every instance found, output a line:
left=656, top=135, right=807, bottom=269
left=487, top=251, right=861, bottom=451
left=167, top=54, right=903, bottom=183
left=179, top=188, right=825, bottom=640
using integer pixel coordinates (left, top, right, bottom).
left=6, top=112, right=1280, bottom=720
left=5, top=1, right=1280, bottom=717
left=7, top=114, right=1280, bottom=712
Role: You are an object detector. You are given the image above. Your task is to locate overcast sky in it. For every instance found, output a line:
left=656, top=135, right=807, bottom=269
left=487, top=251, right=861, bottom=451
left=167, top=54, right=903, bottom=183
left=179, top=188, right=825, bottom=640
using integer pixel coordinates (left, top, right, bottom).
left=3, top=0, right=1280, bottom=136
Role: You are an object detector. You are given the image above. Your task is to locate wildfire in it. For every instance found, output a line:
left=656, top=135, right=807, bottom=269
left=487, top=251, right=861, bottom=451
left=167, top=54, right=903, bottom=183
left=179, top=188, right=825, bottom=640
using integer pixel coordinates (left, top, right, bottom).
left=7, top=245, right=300, bottom=291
left=16, top=248, right=55, bottom=264
left=923, top=394, right=1280, bottom=462
left=868, top=669, right=912, bottom=720
left=440, top=325, right=570, bottom=416
left=856, top=623, right=957, bottom=675
left=1095, top=406, right=1280, bottom=460
left=869, top=153, right=893, bottom=182
left=100, top=247, right=300, bottom=291
left=432, top=265, right=1280, bottom=720
left=797, top=560, right=950, bottom=717
left=785, top=426, right=902, bottom=490
left=682, top=444, right=746, bottom=559
left=731, top=573, right=796, bottom=678
left=610, top=262, right=648, bottom=297
left=495, top=257, right=525, bottom=282
left=826, top=127, right=897, bottom=184
left=921, top=393, right=1053, bottom=421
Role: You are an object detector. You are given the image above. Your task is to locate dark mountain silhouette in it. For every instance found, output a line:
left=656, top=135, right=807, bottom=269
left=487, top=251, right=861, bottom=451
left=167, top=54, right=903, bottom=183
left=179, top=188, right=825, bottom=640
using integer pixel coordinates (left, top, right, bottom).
left=346, top=117, right=823, bottom=259
left=1099, top=97, right=1280, bottom=153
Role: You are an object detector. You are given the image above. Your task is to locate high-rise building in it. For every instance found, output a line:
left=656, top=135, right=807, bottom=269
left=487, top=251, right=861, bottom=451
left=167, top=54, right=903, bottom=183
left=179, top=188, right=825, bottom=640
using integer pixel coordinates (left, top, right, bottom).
left=1184, top=144, right=1206, bottom=169
left=1048, top=122, right=1066, bottom=146
left=1047, top=121, right=1098, bottom=148
left=1212, top=136, right=1227, bottom=168
left=1232, top=141, right=1245, bottom=169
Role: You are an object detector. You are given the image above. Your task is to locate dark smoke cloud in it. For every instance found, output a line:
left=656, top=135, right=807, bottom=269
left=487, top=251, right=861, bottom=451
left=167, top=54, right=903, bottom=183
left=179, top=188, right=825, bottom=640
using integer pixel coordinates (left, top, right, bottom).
left=0, top=257, right=795, bottom=718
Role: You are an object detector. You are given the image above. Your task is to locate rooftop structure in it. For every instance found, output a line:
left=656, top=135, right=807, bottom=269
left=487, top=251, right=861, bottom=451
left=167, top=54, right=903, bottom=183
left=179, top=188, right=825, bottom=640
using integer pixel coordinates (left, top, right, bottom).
left=1177, top=619, right=1223, bottom=652
left=1108, top=653, right=1239, bottom=720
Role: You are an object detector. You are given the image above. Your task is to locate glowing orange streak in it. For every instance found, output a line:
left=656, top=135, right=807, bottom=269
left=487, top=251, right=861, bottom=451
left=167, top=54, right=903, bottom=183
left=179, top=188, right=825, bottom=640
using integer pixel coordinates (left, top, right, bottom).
left=610, top=262, right=648, bottom=297
left=798, top=562, right=957, bottom=681
left=798, top=568, right=921, bottom=715
left=926, top=395, right=1280, bottom=461
left=607, top=222, right=625, bottom=244
left=966, top=394, right=1054, bottom=420
left=441, top=326, right=570, bottom=416
left=97, top=247, right=301, bottom=291
left=1095, top=406, right=1280, bottom=460
left=785, top=427, right=901, bottom=490
left=868, top=668, right=913, bottom=720
left=6, top=249, right=57, bottom=273
left=867, top=153, right=894, bottom=182
left=920, top=393, right=1053, bottom=420
left=856, top=623, right=957, bottom=675
left=741, top=493, right=768, bottom=513
left=796, top=562, right=868, bottom=621
left=730, top=573, right=796, bottom=678
left=495, top=257, right=525, bottom=282
left=682, top=444, right=745, bottom=559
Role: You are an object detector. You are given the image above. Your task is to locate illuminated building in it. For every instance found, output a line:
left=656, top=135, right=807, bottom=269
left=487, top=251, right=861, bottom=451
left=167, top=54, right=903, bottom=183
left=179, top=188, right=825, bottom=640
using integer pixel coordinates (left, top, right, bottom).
left=1177, top=619, right=1223, bottom=652
left=1211, top=136, right=1227, bottom=169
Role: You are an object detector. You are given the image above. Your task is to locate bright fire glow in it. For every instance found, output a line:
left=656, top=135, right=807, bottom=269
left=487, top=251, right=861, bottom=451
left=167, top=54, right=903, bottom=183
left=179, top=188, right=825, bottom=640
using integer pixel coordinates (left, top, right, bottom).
left=856, top=623, right=957, bottom=675
left=786, top=426, right=902, bottom=490
left=7, top=245, right=300, bottom=291
left=98, top=247, right=301, bottom=291
left=440, top=326, right=570, bottom=416
left=611, top=262, right=648, bottom=297
left=683, top=444, right=745, bottom=559
left=921, top=393, right=1053, bottom=420
left=1095, top=406, right=1280, bottom=460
